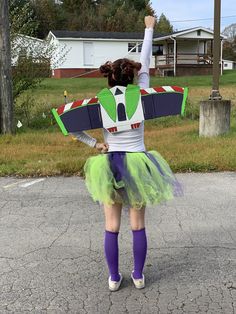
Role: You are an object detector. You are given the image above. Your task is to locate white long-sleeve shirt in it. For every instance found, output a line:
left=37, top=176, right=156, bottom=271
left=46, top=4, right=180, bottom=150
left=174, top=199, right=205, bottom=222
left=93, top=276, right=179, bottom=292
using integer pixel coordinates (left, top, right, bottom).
left=73, top=28, right=153, bottom=151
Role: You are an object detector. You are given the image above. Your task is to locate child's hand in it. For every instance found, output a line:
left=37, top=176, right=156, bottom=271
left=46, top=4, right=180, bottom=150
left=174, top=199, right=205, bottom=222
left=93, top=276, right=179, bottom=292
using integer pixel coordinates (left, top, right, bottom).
left=95, top=143, right=109, bottom=153
left=145, top=16, right=156, bottom=29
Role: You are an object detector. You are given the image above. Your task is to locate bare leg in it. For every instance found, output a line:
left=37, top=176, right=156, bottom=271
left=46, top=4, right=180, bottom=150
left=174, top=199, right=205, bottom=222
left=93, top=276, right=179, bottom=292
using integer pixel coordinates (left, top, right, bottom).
left=104, top=203, right=122, bottom=282
left=129, top=206, right=145, bottom=231
left=104, top=203, right=122, bottom=232
left=130, top=207, right=147, bottom=279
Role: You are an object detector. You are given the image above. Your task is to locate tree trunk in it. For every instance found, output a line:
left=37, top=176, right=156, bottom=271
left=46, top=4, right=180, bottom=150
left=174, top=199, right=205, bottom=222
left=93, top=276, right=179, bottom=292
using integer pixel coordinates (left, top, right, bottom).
left=0, top=0, right=14, bottom=134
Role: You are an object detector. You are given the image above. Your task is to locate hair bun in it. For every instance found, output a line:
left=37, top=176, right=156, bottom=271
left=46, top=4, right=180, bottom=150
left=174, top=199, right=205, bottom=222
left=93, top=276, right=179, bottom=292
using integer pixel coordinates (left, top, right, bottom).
left=134, top=62, right=142, bottom=71
left=99, top=58, right=140, bottom=87
left=99, top=61, right=113, bottom=77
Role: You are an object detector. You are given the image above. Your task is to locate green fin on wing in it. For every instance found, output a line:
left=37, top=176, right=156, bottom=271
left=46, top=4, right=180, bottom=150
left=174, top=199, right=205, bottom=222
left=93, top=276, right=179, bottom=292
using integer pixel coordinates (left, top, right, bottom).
left=97, top=88, right=117, bottom=122
left=181, top=87, right=188, bottom=116
left=125, top=84, right=141, bottom=120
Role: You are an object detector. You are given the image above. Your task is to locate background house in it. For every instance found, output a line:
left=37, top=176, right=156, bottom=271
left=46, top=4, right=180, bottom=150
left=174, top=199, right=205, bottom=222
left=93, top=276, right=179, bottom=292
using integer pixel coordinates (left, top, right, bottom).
left=47, top=30, right=157, bottom=78
left=48, top=27, right=227, bottom=78
left=222, top=59, right=236, bottom=70
left=12, top=34, right=47, bottom=65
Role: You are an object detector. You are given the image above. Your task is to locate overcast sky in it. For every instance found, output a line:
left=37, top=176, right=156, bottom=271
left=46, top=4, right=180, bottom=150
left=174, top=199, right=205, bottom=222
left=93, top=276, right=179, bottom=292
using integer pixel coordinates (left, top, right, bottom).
left=152, top=0, right=236, bottom=31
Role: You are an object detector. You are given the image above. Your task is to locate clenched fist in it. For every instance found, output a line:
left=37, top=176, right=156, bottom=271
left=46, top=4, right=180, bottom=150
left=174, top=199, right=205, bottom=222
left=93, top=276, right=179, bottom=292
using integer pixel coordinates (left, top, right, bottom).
left=145, top=16, right=156, bottom=29
left=95, top=143, right=109, bottom=153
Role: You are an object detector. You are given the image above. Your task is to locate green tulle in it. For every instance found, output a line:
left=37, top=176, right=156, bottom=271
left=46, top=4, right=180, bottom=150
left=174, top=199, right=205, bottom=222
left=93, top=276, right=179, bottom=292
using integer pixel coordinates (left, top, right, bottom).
left=84, top=151, right=179, bottom=209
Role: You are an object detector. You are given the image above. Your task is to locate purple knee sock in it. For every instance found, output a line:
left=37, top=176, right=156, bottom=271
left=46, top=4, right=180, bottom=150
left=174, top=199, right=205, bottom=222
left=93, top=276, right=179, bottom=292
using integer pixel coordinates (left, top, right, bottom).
left=132, top=228, right=147, bottom=279
left=104, top=230, right=120, bottom=282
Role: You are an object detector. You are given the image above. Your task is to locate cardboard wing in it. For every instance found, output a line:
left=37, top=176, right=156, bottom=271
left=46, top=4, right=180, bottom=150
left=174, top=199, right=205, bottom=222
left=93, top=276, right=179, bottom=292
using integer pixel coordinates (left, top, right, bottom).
left=52, top=97, right=102, bottom=135
left=141, top=86, right=188, bottom=120
left=52, top=85, right=188, bottom=135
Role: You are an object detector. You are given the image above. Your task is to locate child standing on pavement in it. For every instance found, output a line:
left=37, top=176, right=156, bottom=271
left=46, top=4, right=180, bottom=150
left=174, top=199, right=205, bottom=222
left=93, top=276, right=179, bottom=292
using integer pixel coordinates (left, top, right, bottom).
left=74, top=16, right=182, bottom=291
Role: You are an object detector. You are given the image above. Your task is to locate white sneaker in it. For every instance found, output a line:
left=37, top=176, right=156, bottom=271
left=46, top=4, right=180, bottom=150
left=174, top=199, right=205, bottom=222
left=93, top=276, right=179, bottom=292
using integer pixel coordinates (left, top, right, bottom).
left=108, top=273, right=123, bottom=291
left=131, top=271, right=145, bottom=289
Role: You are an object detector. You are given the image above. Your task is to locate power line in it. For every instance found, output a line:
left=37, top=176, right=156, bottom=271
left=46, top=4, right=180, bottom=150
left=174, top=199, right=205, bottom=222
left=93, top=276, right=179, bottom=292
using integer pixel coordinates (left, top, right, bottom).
left=169, top=15, right=236, bottom=23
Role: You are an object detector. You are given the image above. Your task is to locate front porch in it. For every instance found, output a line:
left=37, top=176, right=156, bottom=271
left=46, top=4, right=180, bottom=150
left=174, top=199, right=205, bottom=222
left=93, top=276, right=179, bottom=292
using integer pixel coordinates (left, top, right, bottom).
left=155, top=52, right=214, bottom=76
left=153, top=27, right=225, bottom=76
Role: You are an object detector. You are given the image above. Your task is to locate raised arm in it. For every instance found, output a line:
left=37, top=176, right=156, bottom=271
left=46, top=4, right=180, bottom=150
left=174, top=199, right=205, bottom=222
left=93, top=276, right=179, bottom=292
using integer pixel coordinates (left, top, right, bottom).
left=138, top=16, right=156, bottom=89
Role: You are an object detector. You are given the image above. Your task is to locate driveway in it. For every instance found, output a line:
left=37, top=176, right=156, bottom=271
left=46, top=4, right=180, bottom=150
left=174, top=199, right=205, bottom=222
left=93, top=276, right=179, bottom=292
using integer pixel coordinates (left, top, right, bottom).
left=0, top=173, right=235, bottom=313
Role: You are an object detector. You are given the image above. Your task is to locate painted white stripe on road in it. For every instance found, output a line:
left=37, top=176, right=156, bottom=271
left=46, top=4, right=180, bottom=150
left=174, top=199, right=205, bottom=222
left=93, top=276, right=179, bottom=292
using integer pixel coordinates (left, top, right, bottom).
left=20, top=178, right=45, bottom=188
left=3, top=180, right=28, bottom=189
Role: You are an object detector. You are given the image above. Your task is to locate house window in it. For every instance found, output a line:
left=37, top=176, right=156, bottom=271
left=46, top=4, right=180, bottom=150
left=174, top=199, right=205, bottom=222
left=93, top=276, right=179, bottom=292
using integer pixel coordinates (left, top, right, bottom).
left=138, top=43, right=142, bottom=53
left=197, top=30, right=201, bottom=36
left=152, top=44, right=163, bottom=56
left=128, top=43, right=137, bottom=53
left=224, top=63, right=228, bottom=67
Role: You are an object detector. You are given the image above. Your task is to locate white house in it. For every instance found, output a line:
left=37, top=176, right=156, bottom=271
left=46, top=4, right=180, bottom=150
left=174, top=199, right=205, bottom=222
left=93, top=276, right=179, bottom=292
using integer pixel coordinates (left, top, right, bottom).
left=222, top=59, right=236, bottom=70
left=11, top=34, right=47, bottom=66
left=47, top=30, right=156, bottom=78
left=47, top=27, right=227, bottom=78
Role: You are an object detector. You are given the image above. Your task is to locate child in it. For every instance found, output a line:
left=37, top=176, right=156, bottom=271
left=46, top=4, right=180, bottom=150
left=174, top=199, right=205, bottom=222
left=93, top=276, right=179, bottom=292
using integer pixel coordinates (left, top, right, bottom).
left=73, top=16, right=181, bottom=291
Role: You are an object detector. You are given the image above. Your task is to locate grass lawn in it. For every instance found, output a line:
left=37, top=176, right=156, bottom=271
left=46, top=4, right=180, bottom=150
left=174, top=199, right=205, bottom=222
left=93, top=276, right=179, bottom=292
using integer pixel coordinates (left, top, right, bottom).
left=30, top=70, right=236, bottom=106
left=1, top=71, right=236, bottom=176
left=1, top=119, right=236, bottom=176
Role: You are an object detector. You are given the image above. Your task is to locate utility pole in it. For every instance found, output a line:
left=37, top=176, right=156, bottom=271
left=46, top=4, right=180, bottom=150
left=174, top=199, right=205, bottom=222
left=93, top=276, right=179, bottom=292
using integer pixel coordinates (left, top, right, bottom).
left=210, top=0, right=222, bottom=100
left=0, top=0, right=14, bottom=134
left=199, top=0, right=231, bottom=137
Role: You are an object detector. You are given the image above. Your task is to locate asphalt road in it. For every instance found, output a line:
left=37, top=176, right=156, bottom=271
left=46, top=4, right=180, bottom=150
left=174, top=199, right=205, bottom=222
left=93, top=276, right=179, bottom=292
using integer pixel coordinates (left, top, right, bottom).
left=0, top=173, right=236, bottom=314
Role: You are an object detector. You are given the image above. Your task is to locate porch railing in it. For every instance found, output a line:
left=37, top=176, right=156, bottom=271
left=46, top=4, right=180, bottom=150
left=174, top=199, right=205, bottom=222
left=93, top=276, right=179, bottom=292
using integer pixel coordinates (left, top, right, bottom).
left=155, top=53, right=213, bottom=67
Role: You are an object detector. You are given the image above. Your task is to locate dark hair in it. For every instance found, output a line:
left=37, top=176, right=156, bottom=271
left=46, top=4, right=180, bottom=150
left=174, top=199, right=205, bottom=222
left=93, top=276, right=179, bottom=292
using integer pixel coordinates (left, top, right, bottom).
left=99, top=58, right=142, bottom=87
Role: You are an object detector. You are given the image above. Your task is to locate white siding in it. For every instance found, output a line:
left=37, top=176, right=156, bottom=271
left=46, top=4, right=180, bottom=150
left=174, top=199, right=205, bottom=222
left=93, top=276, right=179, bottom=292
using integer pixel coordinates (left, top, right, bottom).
left=52, top=39, right=155, bottom=69
left=177, top=41, right=205, bottom=64
left=156, top=41, right=205, bottom=65
left=11, top=35, right=47, bottom=66
left=179, top=30, right=214, bottom=39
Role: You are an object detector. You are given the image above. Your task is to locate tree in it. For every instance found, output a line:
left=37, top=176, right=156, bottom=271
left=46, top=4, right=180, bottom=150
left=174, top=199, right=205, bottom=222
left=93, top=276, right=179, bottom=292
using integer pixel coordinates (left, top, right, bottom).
left=10, top=0, right=67, bottom=101
left=223, top=37, right=236, bottom=61
left=60, top=0, right=160, bottom=32
left=222, top=23, right=236, bottom=42
left=31, top=0, right=66, bottom=39
left=156, top=13, right=173, bottom=34
left=0, top=0, right=14, bottom=134
left=9, top=0, right=38, bottom=37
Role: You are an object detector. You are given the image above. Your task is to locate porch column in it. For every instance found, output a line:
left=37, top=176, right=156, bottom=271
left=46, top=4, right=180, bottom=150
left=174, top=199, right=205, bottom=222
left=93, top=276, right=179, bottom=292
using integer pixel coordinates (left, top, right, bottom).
left=197, top=40, right=199, bottom=64
left=165, top=40, right=168, bottom=64
left=171, top=36, right=176, bottom=76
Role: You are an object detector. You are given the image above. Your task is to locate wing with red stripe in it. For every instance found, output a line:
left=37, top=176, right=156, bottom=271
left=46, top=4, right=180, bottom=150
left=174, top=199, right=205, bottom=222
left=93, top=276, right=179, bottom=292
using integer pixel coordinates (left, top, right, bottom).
left=141, top=86, right=188, bottom=119
left=52, top=86, right=188, bottom=135
left=52, top=97, right=102, bottom=134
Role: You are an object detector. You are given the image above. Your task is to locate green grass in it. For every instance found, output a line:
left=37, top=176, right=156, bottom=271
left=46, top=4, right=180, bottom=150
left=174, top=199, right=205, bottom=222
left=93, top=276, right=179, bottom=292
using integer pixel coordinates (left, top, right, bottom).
left=0, top=119, right=236, bottom=176
left=1, top=72, right=235, bottom=176
left=29, top=70, right=236, bottom=105
left=151, top=70, right=236, bottom=87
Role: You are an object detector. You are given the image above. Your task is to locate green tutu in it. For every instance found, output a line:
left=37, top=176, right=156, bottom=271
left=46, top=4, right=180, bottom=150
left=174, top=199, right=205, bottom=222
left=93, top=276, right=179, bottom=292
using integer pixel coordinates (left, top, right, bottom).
left=84, top=150, right=182, bottom=209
